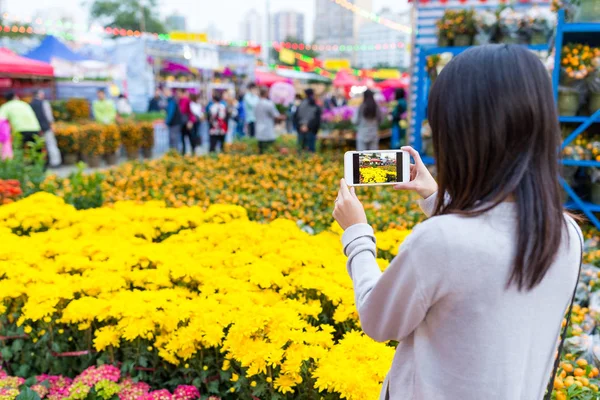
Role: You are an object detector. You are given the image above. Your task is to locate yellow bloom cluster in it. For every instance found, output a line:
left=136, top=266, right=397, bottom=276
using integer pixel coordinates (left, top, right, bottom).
left=0, top=193, right=410, bottom=398
left=360, top=167, right=397, bottom=184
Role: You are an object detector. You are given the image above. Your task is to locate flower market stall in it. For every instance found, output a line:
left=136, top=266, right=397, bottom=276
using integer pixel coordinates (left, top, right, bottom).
left=0, top=48, right=54, bottom=98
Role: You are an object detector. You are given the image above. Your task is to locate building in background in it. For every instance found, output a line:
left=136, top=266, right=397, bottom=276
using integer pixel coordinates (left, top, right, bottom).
left=272, top=11, right=305, bottom=43
left=356, top=8, right=411, bottom=69
left=240, top=9, right=263, bottom=44
left=313, top=0, right=372, bottom=62
left=205, top=23, right=224, bottom=42
left=166, top=13, right=187, bottom=32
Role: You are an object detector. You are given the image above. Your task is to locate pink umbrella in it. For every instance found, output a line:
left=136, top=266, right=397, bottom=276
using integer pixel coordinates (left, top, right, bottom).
left=333, top=70, right=361, bottom=88
left=255, top=69, right=291, bottom=87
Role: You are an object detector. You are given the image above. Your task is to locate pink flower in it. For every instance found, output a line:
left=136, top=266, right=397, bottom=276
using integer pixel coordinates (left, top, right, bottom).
left=139, top=389, right=173, bottom=400
left=118, top=379, right=151, bottom=400
left=31, top=384, right=49, bottom=399
left=173, top=385, right=200, bottom=400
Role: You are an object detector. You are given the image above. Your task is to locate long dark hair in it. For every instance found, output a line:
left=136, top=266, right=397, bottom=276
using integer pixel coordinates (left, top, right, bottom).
left=428, top=44, right=565, bottom=291
left=362, top=89, right=377, bottom=119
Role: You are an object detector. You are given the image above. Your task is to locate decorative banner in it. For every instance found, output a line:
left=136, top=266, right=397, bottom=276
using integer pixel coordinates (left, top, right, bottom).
left=279, top=48, right=296, bottom=65
left=169, top=32, right=208, bottom=43
left=324, top=59, right=351, bottom=71
left=371, top=69, right=401, bottom=80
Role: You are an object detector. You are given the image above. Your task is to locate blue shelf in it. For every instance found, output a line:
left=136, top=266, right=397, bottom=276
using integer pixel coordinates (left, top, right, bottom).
left=562, top=23, right=600, bottom=33
left=561, top=159, right=600, bottom=167
left=422, top=44, right=547, bottom=56
left=560, top=116, right=600, bottom=123
left=566, top=201, right=600, bottom=213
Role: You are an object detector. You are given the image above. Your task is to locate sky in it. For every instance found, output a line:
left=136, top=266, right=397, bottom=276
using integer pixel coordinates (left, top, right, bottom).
left=8, top=0, right=409, bottom=42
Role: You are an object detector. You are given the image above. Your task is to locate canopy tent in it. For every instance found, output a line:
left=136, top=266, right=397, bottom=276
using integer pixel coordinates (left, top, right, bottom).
left=274, top=68, right=331, bottom=83
left=332, top=70, right=361, bottom=88
left=24, top=35, right=88, bottom=63
left=0, top=48, right=53, bottom=77
left=255, top=69, right=291, bottom=87
left=377, top=78, right=409, bottom=90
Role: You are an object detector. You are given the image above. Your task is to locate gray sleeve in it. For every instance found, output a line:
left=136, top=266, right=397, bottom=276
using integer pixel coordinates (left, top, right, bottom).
left=341, top=223, right=439, bottom=342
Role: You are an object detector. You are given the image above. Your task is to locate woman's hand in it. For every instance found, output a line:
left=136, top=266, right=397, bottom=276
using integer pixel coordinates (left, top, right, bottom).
left=333, top=179, right=368, bottom=230
left=394, top=146, right=438, bottom=199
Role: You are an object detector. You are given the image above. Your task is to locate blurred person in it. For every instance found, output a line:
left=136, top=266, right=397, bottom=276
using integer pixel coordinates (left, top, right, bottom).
left=93, top=89, right=117, bottom=124
left=353, top=89, right=382, bottom=151
left=255, top=86, right=282, bottom=154
left=332, top=45, right=582, bottom=400
left=189, top=93, right=204, bottom=150
left=178, top=89, right=197, bottom=155
left=325, top=88, right=347, bottom=110
left=236, top=92, right=246, bottom=139
left=223, top=91, right=238, bottom=144
left=148, top=88, right=167, bottom=112
left=206, top=91, right=228, bottom=153
left=164, top=87, right=183, bottom=150
left=243, top=83, right=259, bottom=138
left=116, top=94, right=133, bottom=118
left=30, top=90, right=61, bottom=167
left=294, top=89, right=321, bottom=153
left=0, top=91, right=41, bottom=147
left=287, top=94, right=303, bottom=134
left=391, top=88, right=407, bottom=149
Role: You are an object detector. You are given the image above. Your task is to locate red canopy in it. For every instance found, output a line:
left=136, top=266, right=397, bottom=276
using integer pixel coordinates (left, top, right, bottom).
left=255, top=69, right=291, bottom=87
left=377, top=78, right=409, bottom=90
left=0, top=48, right=53, bottom=77
left=333, top=70, right=361, bottom=88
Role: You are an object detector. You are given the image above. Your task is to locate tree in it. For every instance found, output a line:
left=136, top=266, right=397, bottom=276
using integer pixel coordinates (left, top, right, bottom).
left=88, top=0, right=167, bottom=34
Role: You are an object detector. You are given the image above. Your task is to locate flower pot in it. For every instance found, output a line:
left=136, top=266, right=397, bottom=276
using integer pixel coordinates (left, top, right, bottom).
left=558, top=91, right=580, bottom=116
left=501, top=35, right=519, bottom=45
left=591, top=183, right=600, bottom=205
left=575, top=0, right=600, bottom=22
left=126, top=148, right=139, bottom=161
left=530, top=31, right=547, bottom=45
left=589, top=92, right=600, bottom=114
left=142, top=147, right=153, bottom=159
left=105, top=153, right=119, bottom=166
left=453, top=34, right=472, bottom=47
left=63, top=153, right=78, bottom=165
left=437, top=36, right=451, bottom=47
left=88, top=155, right=102, bottom=168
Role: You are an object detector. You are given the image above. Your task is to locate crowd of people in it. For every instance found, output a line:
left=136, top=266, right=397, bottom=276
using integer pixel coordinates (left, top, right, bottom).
left=148, top=83, right=408, bottom=155
left=0, top=83, right=408, bottom=167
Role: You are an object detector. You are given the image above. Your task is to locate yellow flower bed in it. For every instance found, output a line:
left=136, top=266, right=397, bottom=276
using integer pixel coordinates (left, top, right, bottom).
left=87, top=153, right=423, bottom=233
left=0, top=193, right=405, bottom=398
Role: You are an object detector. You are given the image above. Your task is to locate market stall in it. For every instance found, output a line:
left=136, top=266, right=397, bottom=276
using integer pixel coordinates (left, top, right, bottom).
left=0, top=48, right=54, bottom=99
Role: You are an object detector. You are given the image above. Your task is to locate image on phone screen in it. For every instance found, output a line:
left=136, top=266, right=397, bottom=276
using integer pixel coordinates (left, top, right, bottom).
left=352, top=152, right=403, bottom=185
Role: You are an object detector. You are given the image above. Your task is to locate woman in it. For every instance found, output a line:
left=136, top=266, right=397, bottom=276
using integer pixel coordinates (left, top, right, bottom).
left=254, top=86, right=281, bottom=154
left=178, top=89, right=197, bottom=155
left=206, top=91, right=228, bottom=153
left=294, top=89, right=321, bottom=153
left=189, top=93, right=204, bottom=150
left=391, top=88, right=407, bottom=149
left=333, top=45, right=582, bottom=399
left=353, top=89, right=382, bottom=151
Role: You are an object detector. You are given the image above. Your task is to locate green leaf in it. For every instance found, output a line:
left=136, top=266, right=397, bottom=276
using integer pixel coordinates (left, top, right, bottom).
left=207, top=380, right=220, bottom=394
left=1, top=346, right=12, bottom=361
left=15, top=387, right=41, bottom=400
left=138, top=356, right=148, bottom=368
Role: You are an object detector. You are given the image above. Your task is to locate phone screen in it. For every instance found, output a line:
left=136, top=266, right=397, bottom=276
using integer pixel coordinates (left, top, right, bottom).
left=353, top=151, right=403, bottom=185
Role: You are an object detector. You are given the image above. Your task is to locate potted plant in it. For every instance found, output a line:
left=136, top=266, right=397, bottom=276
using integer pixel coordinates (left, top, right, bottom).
left=54, top=123, right=80, bottom=165
left=140, top=122, right=155, bottom=159
left=119, top=123, right=142, bottom=160
left=65, top=98, right=91, bottom=120
left=498, top=7, right=522, bottom=44
left=79, top=123, right=104, bottom=168
left=102, top=124, right=121, bottom=166
left=453, top=9, right=477, bottom=47
left=474, top=10, right=497, bottom=45
left=559, top=43, right=596, bottom=116
left=436, top=10, right=456, bottom=47
left=588, top=50, right=600, bottom=114
left=574, top=0, right=600, bottom=22
left=523, top=7, right=553, bottom=45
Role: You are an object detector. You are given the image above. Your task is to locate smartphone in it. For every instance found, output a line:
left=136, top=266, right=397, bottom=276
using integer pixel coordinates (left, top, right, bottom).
left=344, top=150, right=411, bottom=187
